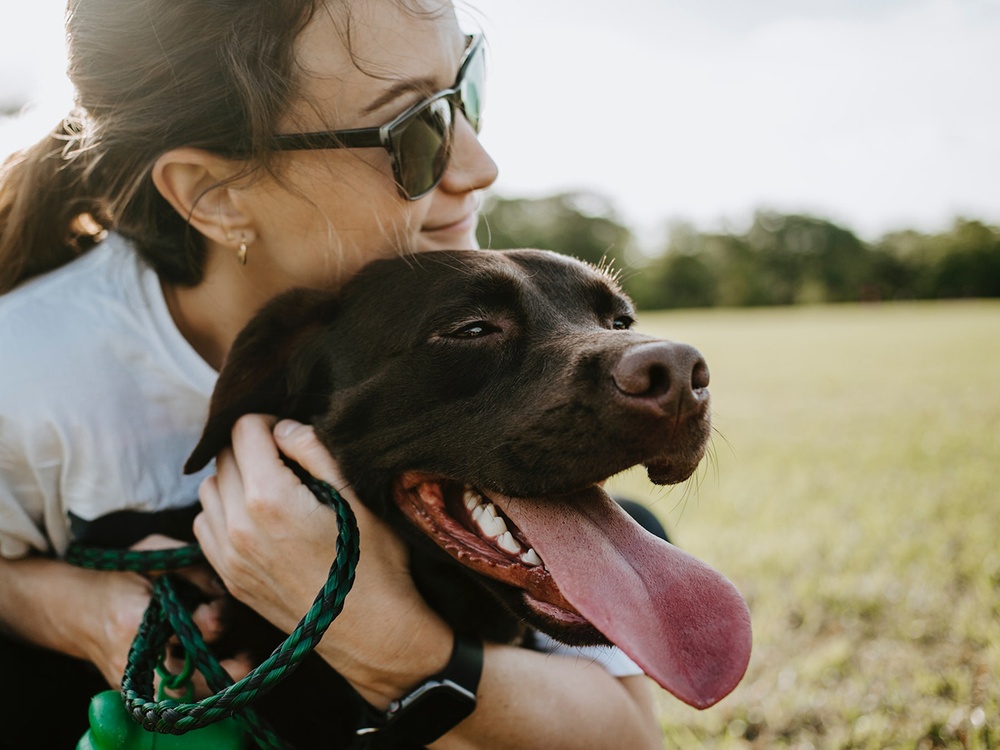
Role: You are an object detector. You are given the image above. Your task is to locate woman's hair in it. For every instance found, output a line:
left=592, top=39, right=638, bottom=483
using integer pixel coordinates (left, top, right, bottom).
left=0, top=0, right=320, bottom=293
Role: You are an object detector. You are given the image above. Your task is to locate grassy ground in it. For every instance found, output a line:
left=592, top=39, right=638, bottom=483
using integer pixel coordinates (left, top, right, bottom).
left=606, top=300, right=1000, bottom=749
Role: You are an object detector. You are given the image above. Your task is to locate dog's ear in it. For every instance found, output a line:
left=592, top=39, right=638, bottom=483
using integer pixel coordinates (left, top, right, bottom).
left=184, top=288, right=339, bottom=474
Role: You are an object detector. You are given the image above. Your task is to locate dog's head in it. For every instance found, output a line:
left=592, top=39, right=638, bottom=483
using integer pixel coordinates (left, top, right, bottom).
left=186, top=249, right=751, bottom=709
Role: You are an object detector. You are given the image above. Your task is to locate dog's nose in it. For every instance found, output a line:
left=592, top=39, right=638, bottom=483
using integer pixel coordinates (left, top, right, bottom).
left=612, top=341, right=710, bottom=414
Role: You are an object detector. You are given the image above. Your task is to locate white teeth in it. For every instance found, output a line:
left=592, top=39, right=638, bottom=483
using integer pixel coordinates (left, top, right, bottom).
left=479, top=507, right=507, bottom=538
left=462, top=486, right=540, bottom=566
left=463, top=489, right=482, bottom=511
left=522, top=548, right=543, bottom=567
left=491, top=515, right=508, bottom=536
left=497, top=531, right=523, bottom=555
left=470, top=498, right=506, bottom=537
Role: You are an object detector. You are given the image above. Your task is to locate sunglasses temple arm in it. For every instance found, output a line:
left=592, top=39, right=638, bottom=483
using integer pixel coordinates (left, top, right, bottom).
left=270, top=128, right=385, bottom=152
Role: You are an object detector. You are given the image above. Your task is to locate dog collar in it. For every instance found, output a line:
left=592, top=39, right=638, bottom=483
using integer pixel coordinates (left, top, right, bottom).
left=358, top=633, right=483, bottom=746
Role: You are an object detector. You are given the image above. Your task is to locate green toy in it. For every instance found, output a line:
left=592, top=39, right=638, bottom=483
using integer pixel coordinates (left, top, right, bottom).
left=78, top=653, right=250, bottom=749
left=77, top=690, right=248, bottom=750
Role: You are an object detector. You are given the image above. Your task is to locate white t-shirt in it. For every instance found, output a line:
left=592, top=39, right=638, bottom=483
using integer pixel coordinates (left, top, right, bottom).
left=0, top=233, right=216, bottom=558
left=0, top=233, right=641, bottom=676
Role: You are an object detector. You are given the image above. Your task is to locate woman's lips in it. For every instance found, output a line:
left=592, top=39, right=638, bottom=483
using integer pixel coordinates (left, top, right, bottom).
left=422, top=212, right=476, bottom=235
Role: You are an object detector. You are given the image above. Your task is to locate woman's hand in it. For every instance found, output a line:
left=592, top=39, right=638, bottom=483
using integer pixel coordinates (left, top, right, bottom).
left=82, top=565, right=154, bottom=690
left=126, top=535, right=252, bottom=697
left=87, top=534, right=251, bottom=695
left=194, top=415, right=453, bottom=707
left=0, top=551, right=246, bottom=699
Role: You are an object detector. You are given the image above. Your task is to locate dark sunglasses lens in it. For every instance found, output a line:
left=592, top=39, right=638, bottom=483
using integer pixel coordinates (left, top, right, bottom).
left=459, top=45, right=485, bottom=132
left=392, top=98, right=452, bottom=198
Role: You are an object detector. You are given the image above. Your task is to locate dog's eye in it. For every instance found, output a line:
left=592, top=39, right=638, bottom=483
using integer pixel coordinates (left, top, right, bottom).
left=612, top=315, right=635, bottom=331
left=447, top=321, right=500, bottom=339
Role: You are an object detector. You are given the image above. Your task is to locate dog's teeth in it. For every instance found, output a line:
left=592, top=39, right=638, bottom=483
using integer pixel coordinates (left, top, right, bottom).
left=491, top=515, right=508, bottom=536
left=463, top=489, right=483, bottom=512
left=522, top=548, right=543, bottom=567
left=473, top=503, right=507, bottom=538
left=497, top=531, right=523, bottom=555
left=485, top=514, right=507, bottom=538
left=461, top=488, right=540, bottom=565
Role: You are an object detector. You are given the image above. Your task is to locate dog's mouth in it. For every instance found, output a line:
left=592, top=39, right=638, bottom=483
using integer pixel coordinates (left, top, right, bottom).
left=392, top=471, right=753, bottom=710
left=393, top=474, right=594, bottom=633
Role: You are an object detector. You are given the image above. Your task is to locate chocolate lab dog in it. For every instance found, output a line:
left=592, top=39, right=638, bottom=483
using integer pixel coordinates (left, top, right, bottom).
left=185, top=249, right=751, bottom=745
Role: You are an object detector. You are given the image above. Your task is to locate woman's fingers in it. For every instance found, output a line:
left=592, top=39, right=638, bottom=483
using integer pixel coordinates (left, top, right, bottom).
left=272, top=419, right=343, bottom=485
left=159, top=647, right=253, bottom=699
left=125, top=533, right=249, bottom=699
left=189, top=599, right=227, bottom=644
left=220, top=654, right=253, bottom=683
left=130, top=533, right=192, bottom=552
left=271, top=420, right=401, bottom=555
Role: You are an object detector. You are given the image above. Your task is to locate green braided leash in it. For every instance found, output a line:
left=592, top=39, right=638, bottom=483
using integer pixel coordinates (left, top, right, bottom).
left=65, top=462, right=360, bottom=749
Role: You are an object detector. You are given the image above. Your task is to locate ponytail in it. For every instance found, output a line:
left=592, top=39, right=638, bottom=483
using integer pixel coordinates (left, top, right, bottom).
left=0, top=116, right=110, bottom=294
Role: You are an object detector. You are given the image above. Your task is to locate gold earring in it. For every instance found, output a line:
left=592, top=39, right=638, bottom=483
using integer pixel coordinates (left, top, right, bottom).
left=237, top=236, right=249, bottom=266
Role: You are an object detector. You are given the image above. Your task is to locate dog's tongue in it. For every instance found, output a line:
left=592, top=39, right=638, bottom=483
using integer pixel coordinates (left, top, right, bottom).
left=494, top=486, right=752, bottom=709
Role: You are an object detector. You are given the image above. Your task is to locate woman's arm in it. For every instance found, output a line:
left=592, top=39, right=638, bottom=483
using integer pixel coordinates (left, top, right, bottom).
left=195, top=416, right=662, bottom=750
left=0, top=543, right=249, bottom=694
left=435, top=648, right=660, bottom=750
left=0, top=555, right=152, bottom=688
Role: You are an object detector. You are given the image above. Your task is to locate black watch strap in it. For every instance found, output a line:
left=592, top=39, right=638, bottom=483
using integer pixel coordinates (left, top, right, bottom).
left=357, top=633, right=483, bottom=747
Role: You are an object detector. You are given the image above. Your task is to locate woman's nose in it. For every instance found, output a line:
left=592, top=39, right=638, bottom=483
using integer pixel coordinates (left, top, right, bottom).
left=438, top=115, right=499, bottom=194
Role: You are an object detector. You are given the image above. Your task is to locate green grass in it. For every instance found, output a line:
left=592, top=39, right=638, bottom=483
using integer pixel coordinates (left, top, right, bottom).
left=606, top=300, right=1000, bottom=749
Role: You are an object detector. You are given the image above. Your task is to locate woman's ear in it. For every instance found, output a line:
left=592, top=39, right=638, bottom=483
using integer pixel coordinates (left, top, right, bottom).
left=152, top=148, right=255, bottom=245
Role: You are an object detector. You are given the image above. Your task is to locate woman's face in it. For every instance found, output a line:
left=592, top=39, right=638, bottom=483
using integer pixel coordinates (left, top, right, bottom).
left=236, top=0, right=498, bottom=295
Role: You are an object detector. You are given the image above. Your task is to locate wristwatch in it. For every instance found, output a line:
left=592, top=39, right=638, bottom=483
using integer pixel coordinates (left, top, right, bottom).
left=358, top=633, right=483, bottom=747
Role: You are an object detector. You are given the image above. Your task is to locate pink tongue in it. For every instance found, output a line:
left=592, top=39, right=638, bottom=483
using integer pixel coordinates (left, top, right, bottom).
left=495, top=487, right=752, bottom=709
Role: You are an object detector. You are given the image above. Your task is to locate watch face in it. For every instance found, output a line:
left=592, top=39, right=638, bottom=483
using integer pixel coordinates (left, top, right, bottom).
left=385, top=680, right=477, bottom=745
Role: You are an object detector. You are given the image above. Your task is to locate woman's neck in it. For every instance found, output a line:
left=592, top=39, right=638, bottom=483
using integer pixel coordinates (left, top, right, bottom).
left=160, top=253, right=273, bottom=372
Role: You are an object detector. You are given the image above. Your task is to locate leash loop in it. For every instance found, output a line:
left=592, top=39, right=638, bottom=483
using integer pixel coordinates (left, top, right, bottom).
left=157, top=649, right=195, bottom=701
left=66, top=461, right=359, bottom=750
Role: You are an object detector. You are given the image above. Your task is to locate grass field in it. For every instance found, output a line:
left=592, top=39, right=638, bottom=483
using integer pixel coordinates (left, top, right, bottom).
left=606, top=300, right=1000, bottom=749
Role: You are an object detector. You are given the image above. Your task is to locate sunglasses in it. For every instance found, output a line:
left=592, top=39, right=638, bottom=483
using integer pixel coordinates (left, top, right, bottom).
left=271, top=34, right=485, bottom=200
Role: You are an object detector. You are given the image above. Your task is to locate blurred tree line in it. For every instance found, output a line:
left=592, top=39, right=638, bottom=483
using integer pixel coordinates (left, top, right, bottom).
left=476, top=192, right=1000, bottom=309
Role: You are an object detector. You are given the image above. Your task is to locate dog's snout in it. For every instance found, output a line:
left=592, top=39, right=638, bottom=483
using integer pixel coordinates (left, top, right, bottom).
left=612, top=341, right=710, bottom=413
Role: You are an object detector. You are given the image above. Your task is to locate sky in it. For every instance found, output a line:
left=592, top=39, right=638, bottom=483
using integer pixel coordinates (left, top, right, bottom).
left=2, top=0, right=998, bottom=247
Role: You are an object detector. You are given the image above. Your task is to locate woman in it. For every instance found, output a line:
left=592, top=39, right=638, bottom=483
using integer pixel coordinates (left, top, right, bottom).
left=0, top=0, right=662, bottom=747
